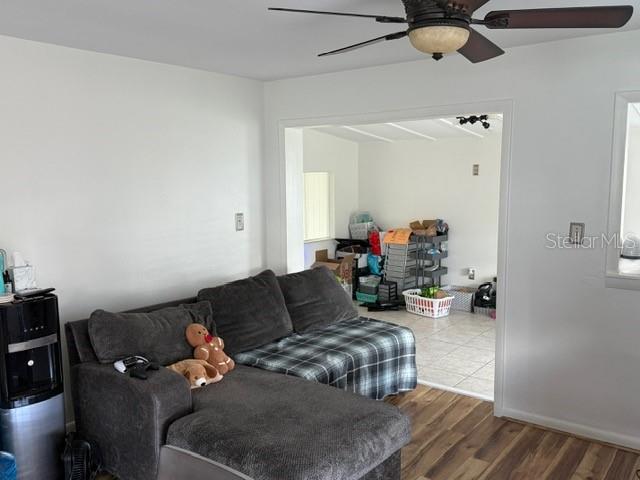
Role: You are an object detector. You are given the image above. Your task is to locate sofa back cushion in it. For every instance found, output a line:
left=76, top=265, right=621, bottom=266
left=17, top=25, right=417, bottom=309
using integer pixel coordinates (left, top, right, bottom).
left=278, top=267, right=358, bottom=334
left=197, top=270, right=293, bottom=356
left=88, top=301, right=213, bottom=365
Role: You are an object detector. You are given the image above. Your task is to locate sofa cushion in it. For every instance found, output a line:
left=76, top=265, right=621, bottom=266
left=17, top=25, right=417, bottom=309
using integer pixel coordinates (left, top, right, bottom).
left=278, top=267, right=358, bottom=333
left=197, top=270, right=293, bottom=356
left=88, top=301, right=213, bottom=365
left=66, top=320, right=99, bottom=364
left=166, top=365, right=411, bottom=480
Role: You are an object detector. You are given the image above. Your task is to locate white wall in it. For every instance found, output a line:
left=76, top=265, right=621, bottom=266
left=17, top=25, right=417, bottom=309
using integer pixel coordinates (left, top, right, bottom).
left=284, top=128, right=305, bottom=273
left=0, top=35, right=264, bottom=417
left=302, top=129, right=359, bottom=269
left=264, top=30, right=640, bottom=449
left=359, top=135, right=501, bottom=286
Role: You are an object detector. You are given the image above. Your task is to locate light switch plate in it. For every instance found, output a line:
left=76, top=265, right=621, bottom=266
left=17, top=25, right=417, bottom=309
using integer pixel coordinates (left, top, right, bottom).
left=569, top=222, right=585, bottom=245
left=473, top=164, right=480, bottom=176
left=235, top=213, right=245, bottom=231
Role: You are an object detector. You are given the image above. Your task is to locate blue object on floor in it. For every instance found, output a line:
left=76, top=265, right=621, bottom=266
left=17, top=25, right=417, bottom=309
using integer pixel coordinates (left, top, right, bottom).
left=0, top=452, right=17, bottom=480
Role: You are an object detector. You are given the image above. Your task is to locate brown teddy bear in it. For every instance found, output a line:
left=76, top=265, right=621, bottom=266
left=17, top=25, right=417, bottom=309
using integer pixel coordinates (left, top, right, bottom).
left=185, top=323, right=235, bottom=375
left=167, top=359, right=222, bottom=388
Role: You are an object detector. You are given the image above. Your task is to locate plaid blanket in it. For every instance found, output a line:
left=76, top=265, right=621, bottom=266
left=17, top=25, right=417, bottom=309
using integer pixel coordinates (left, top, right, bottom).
left=234, top=317, right=417, bottom=400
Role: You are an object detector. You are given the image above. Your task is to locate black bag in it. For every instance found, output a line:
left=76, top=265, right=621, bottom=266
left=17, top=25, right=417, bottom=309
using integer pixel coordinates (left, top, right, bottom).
left=62, top=433, right=102, bottom=480
left=474, top=282, right=496, bottom=309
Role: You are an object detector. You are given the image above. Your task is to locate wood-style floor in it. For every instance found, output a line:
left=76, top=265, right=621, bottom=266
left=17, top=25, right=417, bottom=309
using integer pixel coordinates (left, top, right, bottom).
left=387, top=385, right=640, bottom=480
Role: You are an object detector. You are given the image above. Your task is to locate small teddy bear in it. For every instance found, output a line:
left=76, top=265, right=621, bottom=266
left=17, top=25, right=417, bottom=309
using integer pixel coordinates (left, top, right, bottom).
left=185, top=323, right=235, bottom=375
left=167, top=359, right=222, bottom=388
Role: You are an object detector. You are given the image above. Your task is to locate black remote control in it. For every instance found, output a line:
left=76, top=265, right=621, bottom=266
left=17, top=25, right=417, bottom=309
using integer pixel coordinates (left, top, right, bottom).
left=129, top=364, right=149, bottom=380
left=129, top=362, right=160, bottom=380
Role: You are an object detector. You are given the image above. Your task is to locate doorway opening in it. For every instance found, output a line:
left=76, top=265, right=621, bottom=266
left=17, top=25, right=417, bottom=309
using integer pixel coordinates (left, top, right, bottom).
left=281, top=102, right=512, bottom=407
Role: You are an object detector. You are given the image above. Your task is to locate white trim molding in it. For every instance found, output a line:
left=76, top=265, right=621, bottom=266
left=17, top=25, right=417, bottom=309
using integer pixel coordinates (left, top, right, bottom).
left=501, top=406, right=640, bottom=452
left=277, top=99, right=515, bottom=418
left=605, top=91, right=640, bottom=290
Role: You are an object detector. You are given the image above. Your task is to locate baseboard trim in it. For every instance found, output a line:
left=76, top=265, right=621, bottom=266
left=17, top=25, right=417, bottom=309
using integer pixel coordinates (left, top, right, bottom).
left=417, top=380, right=639, bottom=452
left=500, top=406, right=640, bottom=452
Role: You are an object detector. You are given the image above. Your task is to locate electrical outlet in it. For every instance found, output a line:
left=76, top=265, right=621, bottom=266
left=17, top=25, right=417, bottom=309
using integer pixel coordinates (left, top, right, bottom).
left=468, top=268, right=476, bottom=280
left=569, top=222, right=585, bottom=245
left=473, top=164, right=480, bottom=176
left=235, top=213, right=245, bottom=232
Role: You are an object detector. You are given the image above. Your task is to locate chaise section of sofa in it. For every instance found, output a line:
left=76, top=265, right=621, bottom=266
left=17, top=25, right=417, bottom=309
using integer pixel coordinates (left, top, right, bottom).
left=167, top=365, right=410, bottom=480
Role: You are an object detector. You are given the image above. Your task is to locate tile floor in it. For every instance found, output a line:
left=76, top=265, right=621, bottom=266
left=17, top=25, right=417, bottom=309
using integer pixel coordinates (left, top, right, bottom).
left=358, top=305, right=496, bottom=400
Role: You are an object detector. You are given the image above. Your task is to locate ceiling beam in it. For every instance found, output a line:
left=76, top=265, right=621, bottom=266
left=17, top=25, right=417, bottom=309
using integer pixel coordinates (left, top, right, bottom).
left=342, top=126, right=394, bottom=143
left=386, top=123, right=437, bottom=141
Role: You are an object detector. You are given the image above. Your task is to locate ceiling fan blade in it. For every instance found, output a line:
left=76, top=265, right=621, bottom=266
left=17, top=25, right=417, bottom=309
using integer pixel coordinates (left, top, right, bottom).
left=457, top=28, right=505, bottom=63
left=484, top=6, right=633, bottom=29
left=268, top=8, right=406, bottom=24
left=318, top=31, right=408, bottom=57
left=455, top=0, right=490, bottom=14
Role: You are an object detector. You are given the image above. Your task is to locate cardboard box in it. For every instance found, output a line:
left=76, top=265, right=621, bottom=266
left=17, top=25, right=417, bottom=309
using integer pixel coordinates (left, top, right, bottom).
left=312, top=249, right=354, bottom=293
left=383, top=228, right=412, bottom=245
left=422, top=219, right=437, bottom=229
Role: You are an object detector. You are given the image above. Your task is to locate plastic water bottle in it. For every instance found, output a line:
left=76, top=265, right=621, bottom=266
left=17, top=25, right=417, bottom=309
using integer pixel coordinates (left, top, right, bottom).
left=0, top=452, right=17, bottom=480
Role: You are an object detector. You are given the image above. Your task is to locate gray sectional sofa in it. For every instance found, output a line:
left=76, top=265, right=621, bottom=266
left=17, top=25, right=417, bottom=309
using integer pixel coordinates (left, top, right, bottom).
left=66, top=268, right=415, bottom=480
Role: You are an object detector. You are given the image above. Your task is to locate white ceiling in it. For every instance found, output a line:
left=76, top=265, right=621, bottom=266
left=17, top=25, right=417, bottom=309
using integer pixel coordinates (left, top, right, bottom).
left=310, top=115, right=503, bottom=143
left=0, top=0, right=638, bottom=80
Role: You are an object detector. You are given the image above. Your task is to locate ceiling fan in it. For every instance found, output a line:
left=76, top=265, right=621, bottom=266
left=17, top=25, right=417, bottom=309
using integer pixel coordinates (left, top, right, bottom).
left=268, top=1, right=634, bottom=63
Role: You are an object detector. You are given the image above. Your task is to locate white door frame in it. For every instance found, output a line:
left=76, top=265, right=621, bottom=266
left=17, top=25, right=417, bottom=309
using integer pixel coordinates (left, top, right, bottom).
left=277, top=99, right=514, bottom=415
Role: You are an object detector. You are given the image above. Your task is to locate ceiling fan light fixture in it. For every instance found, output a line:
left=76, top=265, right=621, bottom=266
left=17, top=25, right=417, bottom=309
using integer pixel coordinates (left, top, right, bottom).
left=271, top=3, right=634, bottom=64
left=408, top=25, right=470, bottom=55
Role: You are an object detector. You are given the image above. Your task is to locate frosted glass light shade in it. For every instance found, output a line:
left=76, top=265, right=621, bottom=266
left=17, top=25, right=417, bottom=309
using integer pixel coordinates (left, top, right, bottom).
left=408, top=25, right=470, bottom=54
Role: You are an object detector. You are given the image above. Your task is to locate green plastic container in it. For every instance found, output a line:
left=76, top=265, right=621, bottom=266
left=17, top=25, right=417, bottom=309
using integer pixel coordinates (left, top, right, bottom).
left=356, top=291, right=378, bottom=303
